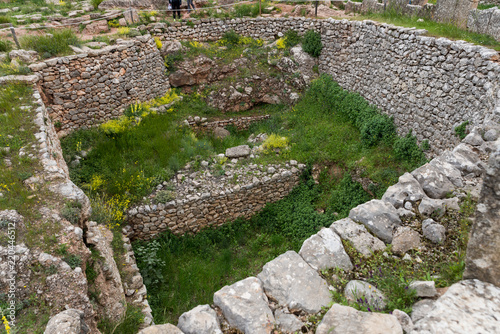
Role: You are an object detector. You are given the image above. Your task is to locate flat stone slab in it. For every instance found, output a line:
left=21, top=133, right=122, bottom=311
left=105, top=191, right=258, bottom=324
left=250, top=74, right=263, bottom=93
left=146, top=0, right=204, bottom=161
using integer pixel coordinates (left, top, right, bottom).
left=330, top=218, right=385, bottom=257
left=299, top=228, right=353, bottom=271
left=411, top=279, right=500, bottom=334
left=316, top=304, right=403, bottom=334
left=213, top=277, right=274, bottom=334
left=138, top=324, right=184, bottom=334
left=257, top=251, right=331, bottom=314
left=348, top=199, right=401, bottom=243
left=178, top=304, right=222, bottom=334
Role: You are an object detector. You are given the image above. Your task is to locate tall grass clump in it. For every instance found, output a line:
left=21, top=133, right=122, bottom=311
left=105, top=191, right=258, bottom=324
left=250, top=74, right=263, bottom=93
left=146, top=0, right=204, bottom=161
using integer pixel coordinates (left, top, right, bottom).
left=0, top=39, right=12, bottom=53
left=20, top=29, right=80, bottom=58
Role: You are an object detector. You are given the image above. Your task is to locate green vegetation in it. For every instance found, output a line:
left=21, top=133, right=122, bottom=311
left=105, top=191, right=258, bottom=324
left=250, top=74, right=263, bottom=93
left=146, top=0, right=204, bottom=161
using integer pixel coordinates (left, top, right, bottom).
left=20, top=29, right=80, bottom=59
left=91, top=0, right=104, bottom=9
left=0, top=39, right=11, bottom=53
left=302, top=29, right=323, bottom=57
left=283, top=29, right=302, bottom=48
left=477, top=3, right=500, bottom=10
left=98, top=304, right=144, bottom=334
left=359, top=9, right=500, bottom=51
left=454, top=120, right=469, bottom=140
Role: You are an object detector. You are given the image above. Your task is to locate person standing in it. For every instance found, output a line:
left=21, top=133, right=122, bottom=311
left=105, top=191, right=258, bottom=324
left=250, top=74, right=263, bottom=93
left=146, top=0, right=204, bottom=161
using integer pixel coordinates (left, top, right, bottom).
left=170, top=0, right=182, bottom=19
left=187, top=0, right=195, bottom=12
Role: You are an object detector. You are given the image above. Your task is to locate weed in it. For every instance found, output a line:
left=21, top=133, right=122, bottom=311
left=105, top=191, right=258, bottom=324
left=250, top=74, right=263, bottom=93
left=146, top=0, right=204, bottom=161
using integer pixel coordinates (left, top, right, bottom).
left=63, top=254, right=81, bottom=269
left=91, top=0, right=104, bottom=9
left=98, top=304, right=144, bottom=334
left=284, top=29, right=301, bottom=48
left=0, top=39, right=12, bottom=53
left=60, top=201, right=82, bottom=224
left=454, top=121, right=469, bottom=140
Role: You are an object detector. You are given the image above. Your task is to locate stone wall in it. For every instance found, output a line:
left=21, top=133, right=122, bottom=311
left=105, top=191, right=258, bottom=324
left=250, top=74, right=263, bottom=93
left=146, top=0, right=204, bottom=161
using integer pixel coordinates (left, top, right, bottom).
left=143, top=17, right=500, bottom=154
left=145, top=17, right=322, bottom=41
left=468, top=7, right=500, bottom=42
left=29, top=34, right=169, bottom=133
left=126, top=162, right=304, bottom=240
left=319, top=19, right=500, bottom=154
left=186, top=114, right=271, bottom=132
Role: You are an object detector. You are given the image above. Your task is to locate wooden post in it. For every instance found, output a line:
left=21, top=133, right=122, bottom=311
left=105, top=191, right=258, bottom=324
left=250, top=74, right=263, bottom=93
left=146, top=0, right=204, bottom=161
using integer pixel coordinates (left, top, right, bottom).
left=315, top=0, right=318, bottom=17
left=259, top=0, right=262, bottom=16
left=10, top=24, right=20, bottom=49
left=129, top=7, right=134, bottom=24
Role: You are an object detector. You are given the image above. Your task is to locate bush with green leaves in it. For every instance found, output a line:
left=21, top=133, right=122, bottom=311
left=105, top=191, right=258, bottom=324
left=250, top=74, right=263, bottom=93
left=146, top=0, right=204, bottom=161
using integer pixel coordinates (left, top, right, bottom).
left=63, top=254, right=82, bottom=269
left=360, top=114, right=395, bottom=147
left=60, top=201, right=82, bottom=224
left=90, top=0, right=104, bottom=9
left=154, top=190, right=176, bottom=204
left=20, top=29, right=80, bottom=58
left=328, top=174, right=370, bottom=217
left=134, top=240, right=166, bottom=286
left=284, top=29, right=301, bottom=48
left=0, top=39, right=12, bottom=52
left=302, top=30, right=323, bottom=57
left=393, top=130, right=427, bottom=166
left=220, top=30, right=241, bottom=47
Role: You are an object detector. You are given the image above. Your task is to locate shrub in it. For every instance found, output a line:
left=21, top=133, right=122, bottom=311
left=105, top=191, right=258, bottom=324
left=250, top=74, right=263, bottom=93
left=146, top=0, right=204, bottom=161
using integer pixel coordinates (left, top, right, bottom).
left=360, top=114, right=395, bottom=147
left=154, top=190, right=176, bottom=203
left=117, top=27, right=130, bottom=36
left=107, top=18, right=120, bottom=28
left=134, top=240, right=166, bottom=286
left=261, top=134, right=289, bottom=153
left=20, top=29, right=80, bottom=58
left=154, top=37, right=162, bottom=50
left=284, top=29, right=301, bottom=48
left=99, top=115, right=132, bottom=135
left=234, top=3, right=253, bottom=17
left=220, top=30, right=241, bottom=47
left=63, top=254, right=82, bottom=269
left=328, top=174, right=370, bottom=217
left=393, top=131, right=427, bottom=166
left=276, top=38, right=286, bottom=49
left=454, top=121, right=469, bottom=140
left=0, top=16, right=10, bottom=24
left=90, top=0, right=103, bottom=9
left=302, top=30, right=323, bottom=57
left=0, top=39, right=11, bottom=53
left=61, top=201, right=82, bottom=224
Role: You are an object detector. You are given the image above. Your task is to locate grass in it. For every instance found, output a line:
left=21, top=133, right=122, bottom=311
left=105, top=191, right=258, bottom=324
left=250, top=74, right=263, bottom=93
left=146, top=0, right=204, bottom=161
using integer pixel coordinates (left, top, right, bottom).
left=357, top=9, right=500, bottom=51
left=20, top=28, right=80, bottom=59
left=98, top=304, right=144, bottom=334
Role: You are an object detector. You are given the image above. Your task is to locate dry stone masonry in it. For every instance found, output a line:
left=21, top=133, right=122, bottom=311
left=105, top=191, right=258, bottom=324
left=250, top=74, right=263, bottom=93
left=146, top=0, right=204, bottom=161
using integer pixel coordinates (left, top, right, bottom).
left=126, top=160, right=304, bottom=240
left=29, top=34, right=169, bottom=134
left=136, top=123, right=500, bottom=334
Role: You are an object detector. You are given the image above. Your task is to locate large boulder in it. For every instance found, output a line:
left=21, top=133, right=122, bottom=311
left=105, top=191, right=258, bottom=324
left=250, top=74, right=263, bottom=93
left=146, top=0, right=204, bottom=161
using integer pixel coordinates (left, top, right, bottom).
left=348, top=200, right=401, bottom=243
left=440, top=150, right=482, bottom=176
left=138, top=324, right=184, bottom=334
left=382, top=172, right=426, bottom=209
left=213, top=277, right=274, bottom=334
left=429, top=157, right=463, bottom=188
left=464, top=139, right=500, bottom=286
left=411, top=280, right=500, bottom=333
left=225, top=145, right=251, bottom=159
left=299, top=228, right=353, bottom=271
left=316, top=304, right=403, bottom=334
left=329, top=218, right=385, bottom=257
left=411, top=299, right=436, bottom=323
left=411, top=163, right=456, bottom=199
left=274, top=309, right=303, bottom=333
left=178, top=305, right=222, bottom=334
left=257, top=251, right=331, bottom=313
left=44, top=309, right=89, bottom=334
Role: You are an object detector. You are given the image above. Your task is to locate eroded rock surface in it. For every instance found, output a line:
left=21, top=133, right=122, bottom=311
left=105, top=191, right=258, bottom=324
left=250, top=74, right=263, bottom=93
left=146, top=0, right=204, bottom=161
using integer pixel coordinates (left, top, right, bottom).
left=411, top=280, right=500, bottom=333
left=213, top=277, right=274, bottom=334
left=348, top=200, right=401, bottom=243
left=329, top=218, right=385, bottom=257
left=257, top=251, right=331, bottom=313
left=316, top=304, right=403, bottom=334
